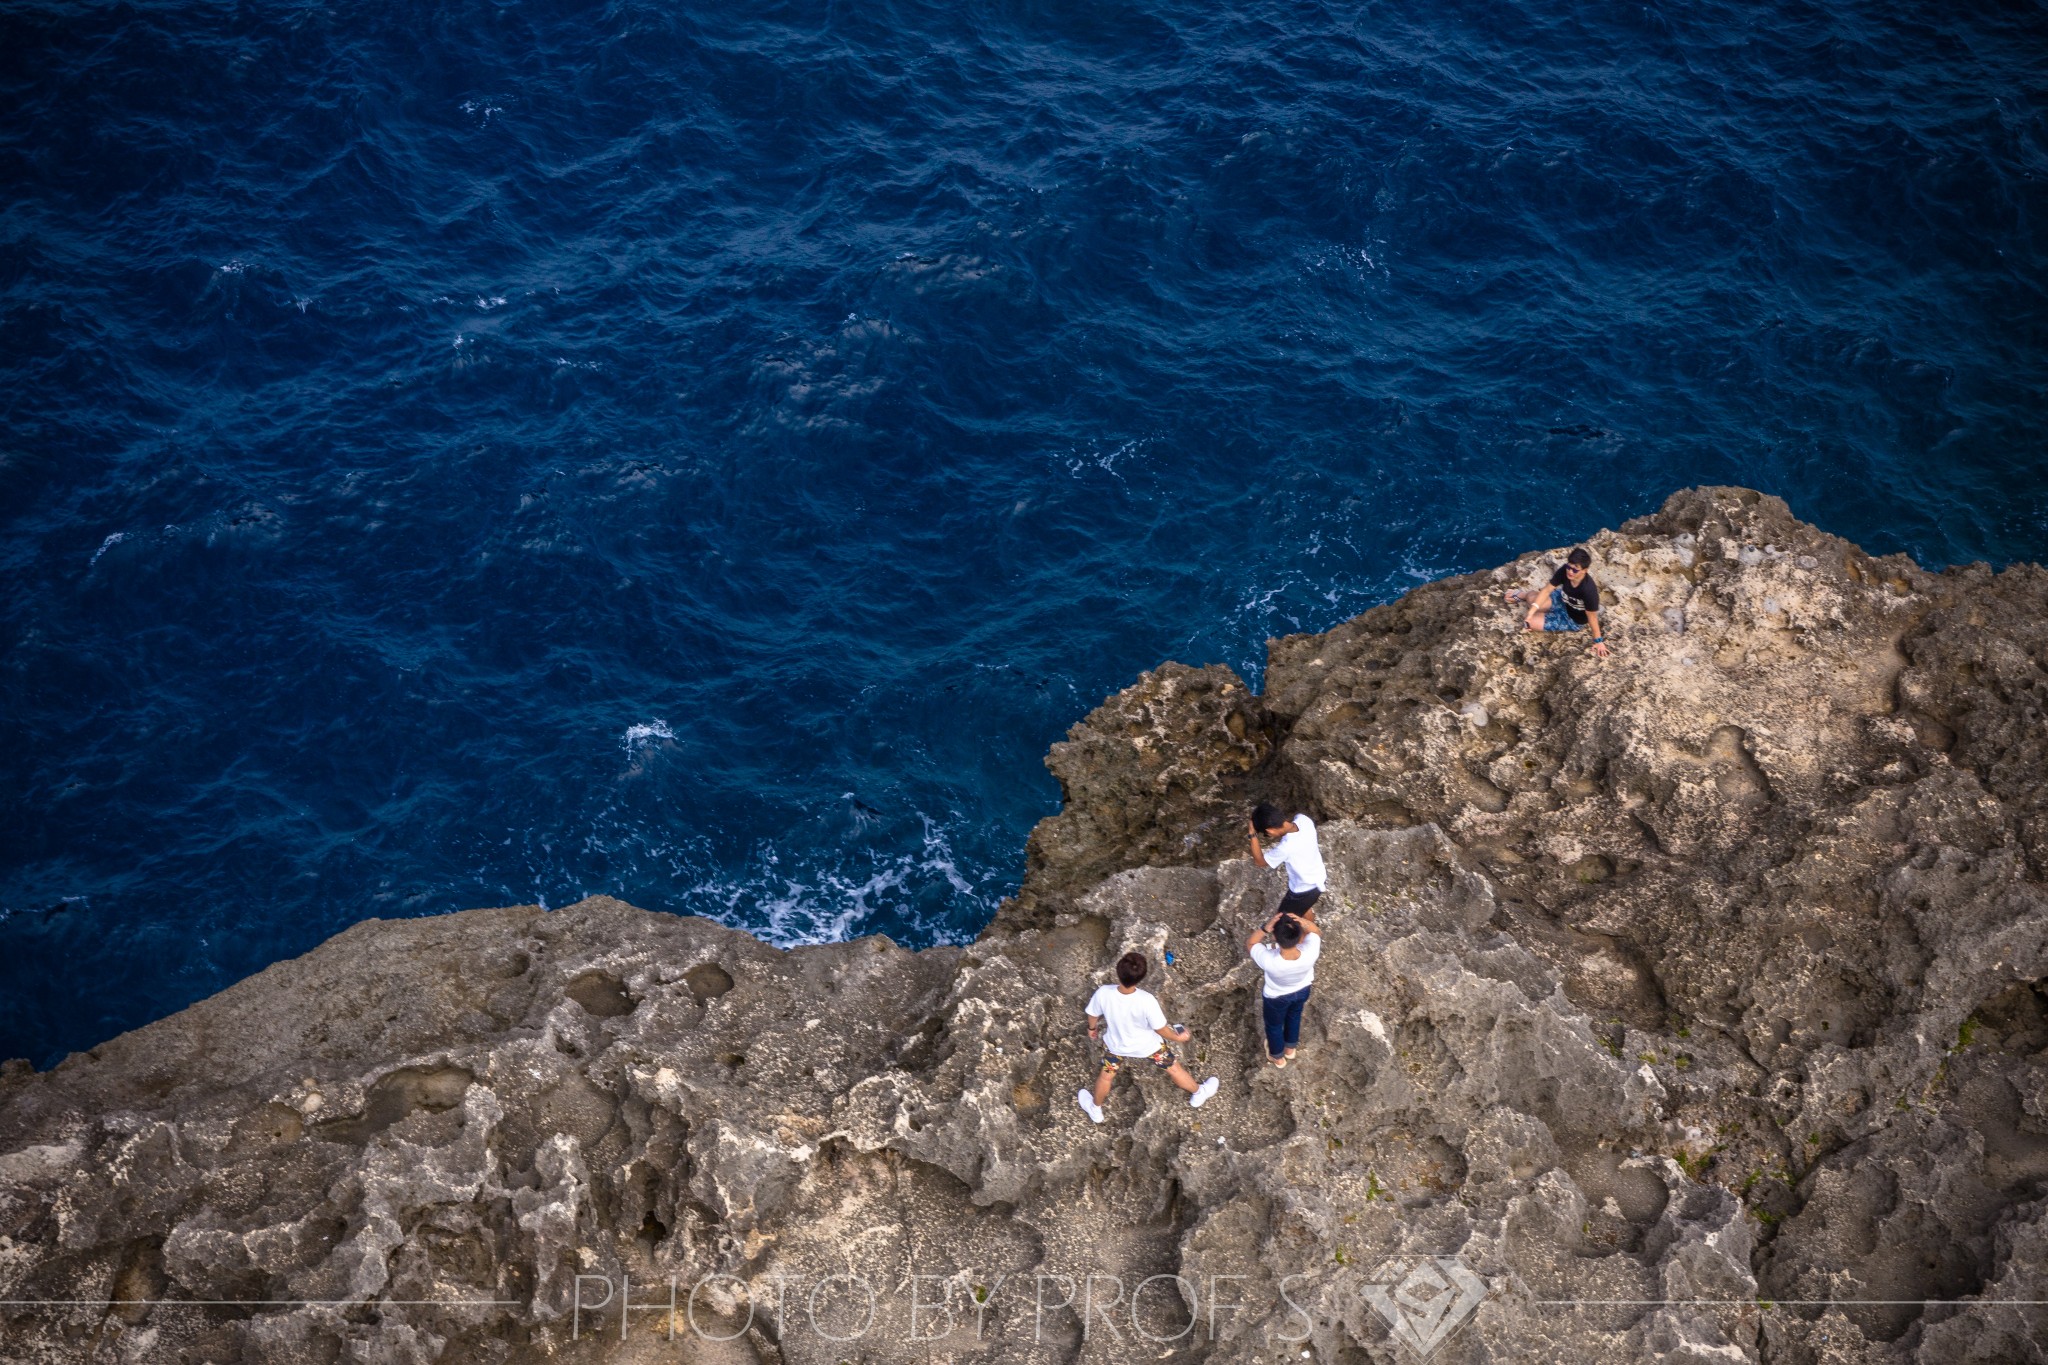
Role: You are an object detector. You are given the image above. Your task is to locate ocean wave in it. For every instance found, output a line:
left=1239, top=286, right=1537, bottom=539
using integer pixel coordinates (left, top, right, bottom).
left=620, top=720, right=676, bottom=749
left=680, top=816, right=986, bottom=949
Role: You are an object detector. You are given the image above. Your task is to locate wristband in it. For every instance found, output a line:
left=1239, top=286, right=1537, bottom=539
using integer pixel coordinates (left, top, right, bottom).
left=1590, top=637, right=1605, bottom=644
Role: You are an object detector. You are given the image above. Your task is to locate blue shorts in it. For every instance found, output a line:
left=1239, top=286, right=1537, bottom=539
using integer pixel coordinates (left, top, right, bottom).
left=1540, top=588, right=1583, bottom=633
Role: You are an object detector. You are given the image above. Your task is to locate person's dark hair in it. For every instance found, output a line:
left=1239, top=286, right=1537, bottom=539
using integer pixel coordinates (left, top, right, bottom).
left=1273, top=915, right=1304, bottom=949
left=1115, top=952, right=1148, bottom=987
left=1566, top=547, right=1592, bottom=569
left=1251, top=802, right=1287, bottom=835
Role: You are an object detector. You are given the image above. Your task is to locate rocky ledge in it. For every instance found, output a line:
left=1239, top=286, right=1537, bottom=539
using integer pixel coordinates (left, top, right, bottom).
left=3, top=488, right=2045, bottom=1365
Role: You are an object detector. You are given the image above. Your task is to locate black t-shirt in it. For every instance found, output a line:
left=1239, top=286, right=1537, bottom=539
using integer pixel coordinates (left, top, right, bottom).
left=1549, top=564, right=1601, bottom=622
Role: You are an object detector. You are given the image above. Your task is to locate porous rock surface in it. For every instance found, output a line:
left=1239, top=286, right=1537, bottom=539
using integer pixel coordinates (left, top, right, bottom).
left=3, top=488, right=2044, bottom=1365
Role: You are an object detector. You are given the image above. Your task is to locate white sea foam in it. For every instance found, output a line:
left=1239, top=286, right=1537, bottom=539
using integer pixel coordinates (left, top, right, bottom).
left=666, top=815, right=985, bottom=950
left=487, top=797, right=993, bottom=965
left=756, top=864, right=908, bottom=946
left=917, top=813, right=978, bottom=900
left=1058, top=435, right=1154, bottom=479
left=1299, top=239, right=1391, bottom=285
left=89, top=532, right=126, bottom=567
left=621, top=720, right=676, bottom=750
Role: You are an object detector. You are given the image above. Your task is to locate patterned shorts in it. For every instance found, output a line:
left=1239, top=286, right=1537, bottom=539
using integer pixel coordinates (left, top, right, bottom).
left=1101, top=1047, right=1175, bottom=1074
left=1540, top=588, right=1584, bottom=633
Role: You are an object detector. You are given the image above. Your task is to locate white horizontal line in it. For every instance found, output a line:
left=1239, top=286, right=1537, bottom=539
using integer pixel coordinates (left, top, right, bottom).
left=9, top=1298, right=2044, bottom=1310
left=0, top=1300, right=526, bottom=1307
left=1532, top=1300, right=2048, bottom=1307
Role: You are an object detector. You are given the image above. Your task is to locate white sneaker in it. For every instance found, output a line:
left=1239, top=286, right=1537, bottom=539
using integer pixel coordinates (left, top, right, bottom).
left=1189, top=1077, right=1220, bottom=1108
left=1076, top=1089, right=1105, bottom=1123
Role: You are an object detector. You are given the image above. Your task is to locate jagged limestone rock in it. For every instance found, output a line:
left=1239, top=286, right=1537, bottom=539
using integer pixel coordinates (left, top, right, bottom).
left=2, top=488, right=2043, bottom=1364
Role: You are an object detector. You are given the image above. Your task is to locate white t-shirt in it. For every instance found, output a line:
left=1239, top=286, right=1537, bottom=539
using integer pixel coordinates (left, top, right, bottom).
left=1262, top=814, right=1326, bottom=892
left=1086, top=984, right=1170, bottom=1057
left=1251, top=936, right=1322, bottom=997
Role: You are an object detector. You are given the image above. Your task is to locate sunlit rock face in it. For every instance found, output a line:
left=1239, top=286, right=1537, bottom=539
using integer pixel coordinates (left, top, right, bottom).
left=4, top=488, right=2043, bottom=1365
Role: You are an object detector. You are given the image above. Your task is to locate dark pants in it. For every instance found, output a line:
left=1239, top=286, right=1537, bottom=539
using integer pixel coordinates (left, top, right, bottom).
left=1262, top=985, right=1312, bottom=1058
left=1275, top=886, right=1321, bottom=919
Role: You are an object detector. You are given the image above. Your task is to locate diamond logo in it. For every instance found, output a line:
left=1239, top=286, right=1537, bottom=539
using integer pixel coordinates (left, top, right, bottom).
left=1362, top=1256, right=1487, bottom=1359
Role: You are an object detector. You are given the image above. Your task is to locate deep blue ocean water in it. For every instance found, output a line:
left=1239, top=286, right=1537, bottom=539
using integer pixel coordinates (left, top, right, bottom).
left=3, top=0, right=2045, bottom=1067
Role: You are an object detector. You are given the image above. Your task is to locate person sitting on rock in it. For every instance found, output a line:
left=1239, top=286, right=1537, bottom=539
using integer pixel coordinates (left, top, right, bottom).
left=1505, top=545, right=1610, bottom=657
left=1246, top=904, right=1321, bottom=1068
left=1249, top=803, right=1326, bottom=925
left=1079, top=951, right=1220, bottom=1122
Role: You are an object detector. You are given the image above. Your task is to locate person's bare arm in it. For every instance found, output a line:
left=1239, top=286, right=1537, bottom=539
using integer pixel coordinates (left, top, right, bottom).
left=1585, top=608, right=1609, bottom=658
left=1248, top=819, right=1265, bottom=864
left=1158, top=1022, right=1192, bottom=1043
left=1085, top=1008, right=1101, bottom=1042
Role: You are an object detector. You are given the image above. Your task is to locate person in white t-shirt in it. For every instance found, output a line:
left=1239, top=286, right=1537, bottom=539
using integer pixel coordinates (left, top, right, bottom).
left=1246, top=903, right=1321, bottom=1067
left=1249, top=804, right=1326, bottom=922
left=1077, top=952, right=1220, bottom=1122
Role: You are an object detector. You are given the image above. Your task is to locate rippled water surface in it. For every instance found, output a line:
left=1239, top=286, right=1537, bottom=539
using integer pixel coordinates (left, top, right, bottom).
left=4, top=0, right=2045, bottom=1064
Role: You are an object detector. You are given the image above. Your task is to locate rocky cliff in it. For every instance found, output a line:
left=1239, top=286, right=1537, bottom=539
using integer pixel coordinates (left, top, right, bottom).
left=3, top=488, right=2044, bottom=1365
